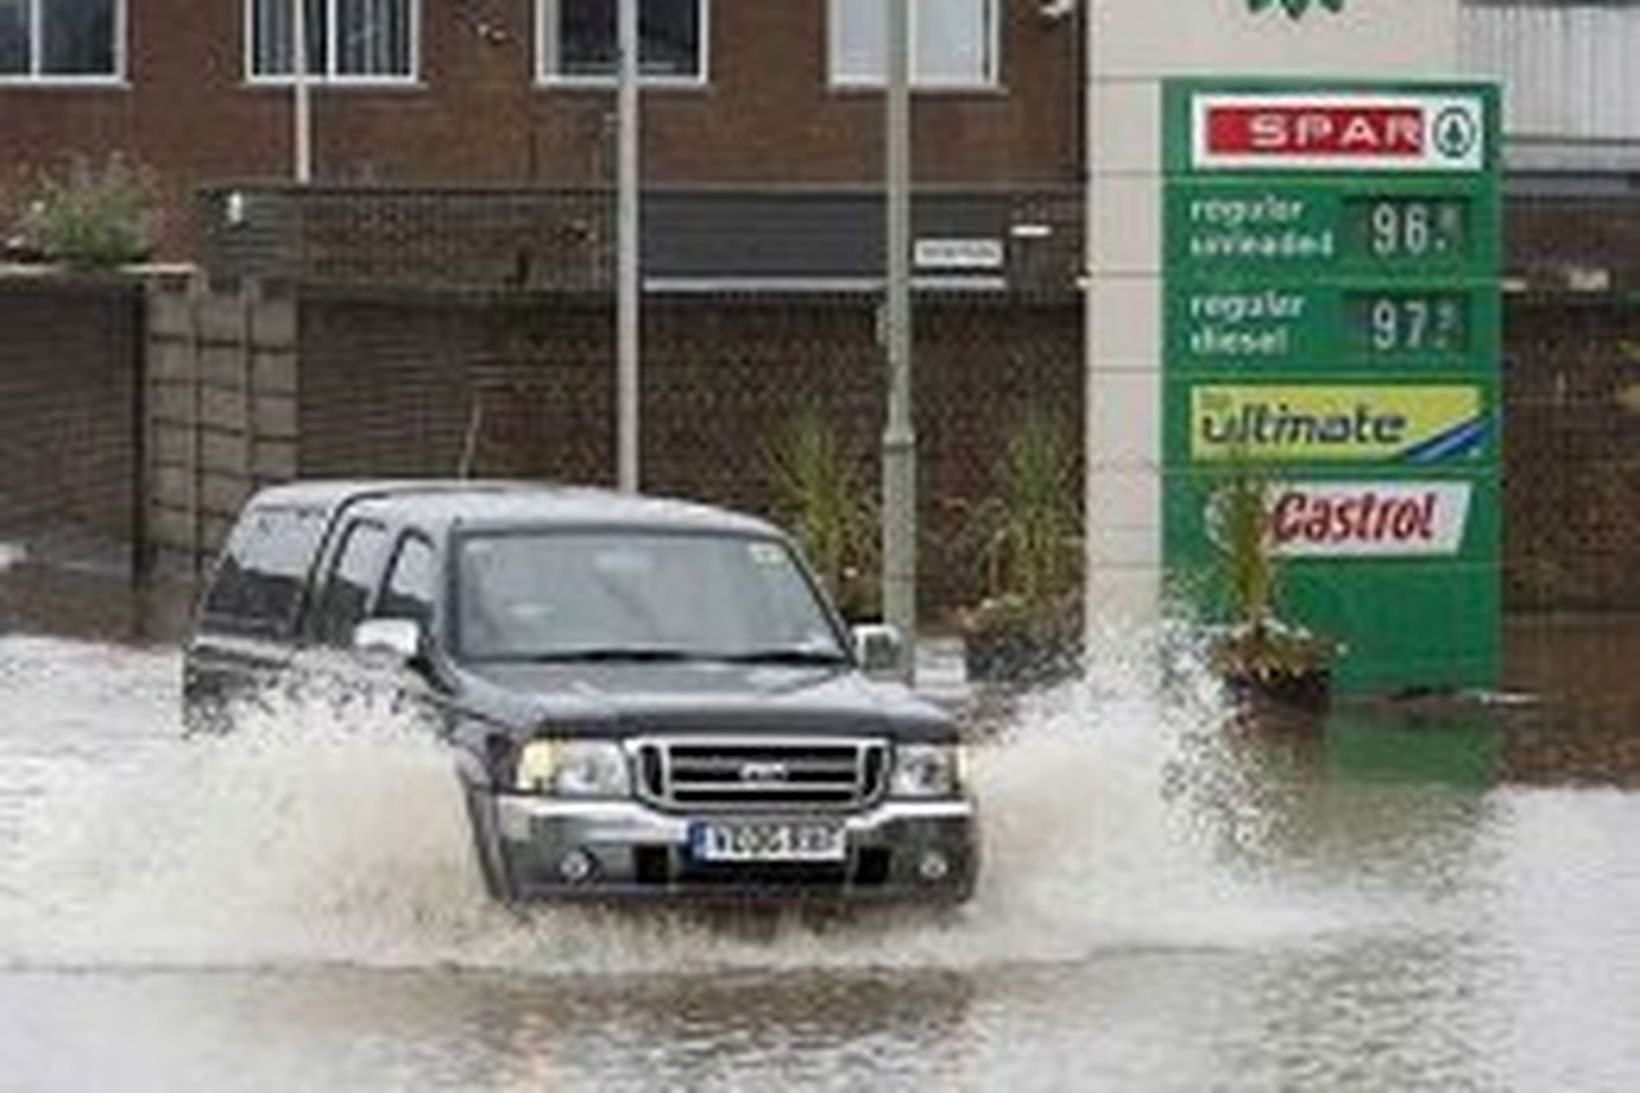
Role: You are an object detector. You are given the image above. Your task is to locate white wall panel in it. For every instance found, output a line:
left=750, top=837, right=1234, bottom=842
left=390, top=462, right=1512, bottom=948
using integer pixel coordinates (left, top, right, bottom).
left=1464, top=2, right=1640, bottom=141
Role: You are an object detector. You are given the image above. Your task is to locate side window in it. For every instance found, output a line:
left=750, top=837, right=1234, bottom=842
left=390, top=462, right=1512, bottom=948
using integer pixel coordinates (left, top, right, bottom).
left=310, top=521, right=390, bottom=647
left=377, top=535, right=437, bottom=630
left=202, top=505, right=329, bottom=638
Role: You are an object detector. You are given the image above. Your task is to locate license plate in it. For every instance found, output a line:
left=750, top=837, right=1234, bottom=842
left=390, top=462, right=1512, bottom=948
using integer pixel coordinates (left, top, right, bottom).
left=688, top=820, right=846, bottom=863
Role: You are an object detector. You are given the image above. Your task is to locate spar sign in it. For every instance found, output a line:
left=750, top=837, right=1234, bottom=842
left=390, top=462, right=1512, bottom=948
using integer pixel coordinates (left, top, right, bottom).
left=1191, top=92, right=1486, bottom=173
left=1163, top=80, right=1501, bottom=695
left=1208, top=481, right=1475, bottom=559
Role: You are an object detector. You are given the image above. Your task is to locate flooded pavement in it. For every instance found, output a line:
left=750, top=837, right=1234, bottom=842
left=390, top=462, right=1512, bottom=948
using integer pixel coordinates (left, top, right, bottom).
left=3, top=591, right=1640, bottom=1089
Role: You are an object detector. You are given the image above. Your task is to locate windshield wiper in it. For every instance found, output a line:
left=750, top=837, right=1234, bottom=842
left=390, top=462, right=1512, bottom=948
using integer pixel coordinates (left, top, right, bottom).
left=514, top=647, right=701, bottom=664
left=717, top=648, right=850, bottom=666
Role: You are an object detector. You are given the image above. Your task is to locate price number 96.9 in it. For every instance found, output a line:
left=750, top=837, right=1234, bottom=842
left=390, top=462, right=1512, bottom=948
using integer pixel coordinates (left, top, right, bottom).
left=1349, top=198, right=1469, bottom=261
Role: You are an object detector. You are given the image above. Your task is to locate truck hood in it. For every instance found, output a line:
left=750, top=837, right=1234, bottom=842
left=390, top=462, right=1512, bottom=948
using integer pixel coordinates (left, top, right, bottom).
left=452, top=661, right=955, bottom=743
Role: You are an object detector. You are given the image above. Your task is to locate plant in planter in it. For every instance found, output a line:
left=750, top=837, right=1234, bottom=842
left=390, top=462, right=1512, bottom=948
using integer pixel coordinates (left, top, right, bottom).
left=769, top=405, right=880, bottom=623
left=958, top=406, right=1083, bottom=685
left=20, top=153, right=156, bottom=270
left=1205, top=461, right=1336, bottom=711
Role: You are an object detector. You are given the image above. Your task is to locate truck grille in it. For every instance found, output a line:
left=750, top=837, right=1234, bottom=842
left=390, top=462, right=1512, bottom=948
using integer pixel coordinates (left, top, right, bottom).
left=631, top=737, right=888, bottom=811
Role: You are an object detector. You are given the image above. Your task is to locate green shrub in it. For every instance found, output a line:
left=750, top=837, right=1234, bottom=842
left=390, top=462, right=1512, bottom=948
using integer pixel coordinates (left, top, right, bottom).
left=1215, top=459, right=1277, bottom=630
left=1207, top=456, right=1334, bottom=683
left=769, top=406, right=879, bottom=620
left=965, top=405, right=1082, bottom=615
left=23, top=154, right=155, bottom=269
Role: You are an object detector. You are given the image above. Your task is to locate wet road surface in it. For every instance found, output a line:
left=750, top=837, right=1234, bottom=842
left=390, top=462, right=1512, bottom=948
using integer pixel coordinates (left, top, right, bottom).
left=2, top=587, right=1640, bottom=1089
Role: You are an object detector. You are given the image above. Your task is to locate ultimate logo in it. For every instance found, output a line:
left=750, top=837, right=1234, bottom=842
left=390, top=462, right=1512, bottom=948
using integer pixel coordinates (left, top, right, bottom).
left=1248, top=0, right=1346, bottom=17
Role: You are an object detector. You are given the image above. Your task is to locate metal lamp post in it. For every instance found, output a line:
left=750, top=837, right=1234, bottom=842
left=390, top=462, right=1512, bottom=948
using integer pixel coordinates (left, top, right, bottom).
left=616, top=0, right=641, bottom=492
left=882, top=0, right=917, bottom=678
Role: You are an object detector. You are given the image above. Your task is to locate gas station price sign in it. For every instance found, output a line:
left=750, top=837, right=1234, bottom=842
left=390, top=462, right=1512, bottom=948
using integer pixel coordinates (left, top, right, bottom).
left=1167, top=282, right=1497, bottom=372
left=1161, top=81, right=1502, bottom=695
left=1166, top=181, right=1499, bottom=276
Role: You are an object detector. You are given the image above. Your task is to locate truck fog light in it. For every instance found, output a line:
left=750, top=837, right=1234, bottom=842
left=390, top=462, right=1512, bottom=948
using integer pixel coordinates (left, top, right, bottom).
left=559, top=849, right=596, bottom=883
left=917, top=850, right=950, bottom=882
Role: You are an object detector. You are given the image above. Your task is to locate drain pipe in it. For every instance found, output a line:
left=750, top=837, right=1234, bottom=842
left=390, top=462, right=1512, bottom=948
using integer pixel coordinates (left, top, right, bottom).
left=292, top=0, right=312, bottom=183
left=1082, top=0, right=1103, bottom=655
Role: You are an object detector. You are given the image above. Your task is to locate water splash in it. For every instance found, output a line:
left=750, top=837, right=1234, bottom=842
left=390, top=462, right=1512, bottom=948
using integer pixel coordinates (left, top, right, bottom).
left=0, top=631, right=1337, bottom=977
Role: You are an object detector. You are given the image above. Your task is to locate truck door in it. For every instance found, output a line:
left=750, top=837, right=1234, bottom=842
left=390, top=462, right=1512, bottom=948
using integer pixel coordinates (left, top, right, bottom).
left=184, top=503, right=329, bottom=731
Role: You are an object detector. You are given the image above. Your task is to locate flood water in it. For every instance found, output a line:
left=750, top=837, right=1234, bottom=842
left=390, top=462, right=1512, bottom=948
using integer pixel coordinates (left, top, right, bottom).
left=3, top=574, right=1640, bottom=1090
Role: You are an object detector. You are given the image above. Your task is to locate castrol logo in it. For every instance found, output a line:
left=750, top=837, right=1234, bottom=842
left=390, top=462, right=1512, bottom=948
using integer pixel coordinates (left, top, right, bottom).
left=1209, top=482, right=1473, bottom=558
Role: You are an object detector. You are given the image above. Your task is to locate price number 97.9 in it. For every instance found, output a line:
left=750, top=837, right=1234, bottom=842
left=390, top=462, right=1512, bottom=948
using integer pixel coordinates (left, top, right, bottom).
left=1347, top=293, right=1469, bottom=356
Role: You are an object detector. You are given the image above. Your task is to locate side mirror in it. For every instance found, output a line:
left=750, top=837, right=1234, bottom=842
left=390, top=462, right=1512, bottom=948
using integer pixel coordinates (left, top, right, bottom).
left=352, top=618, right=425, bottom=669
left=852, top=624, right=905, bottom=679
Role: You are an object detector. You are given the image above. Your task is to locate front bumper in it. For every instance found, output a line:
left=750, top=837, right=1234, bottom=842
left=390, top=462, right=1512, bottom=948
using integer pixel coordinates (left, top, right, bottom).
left=486, top=794, right=978, bottom=904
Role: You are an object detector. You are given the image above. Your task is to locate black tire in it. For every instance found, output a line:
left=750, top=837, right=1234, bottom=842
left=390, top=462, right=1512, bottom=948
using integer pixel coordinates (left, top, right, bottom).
left=461, top=779, right=517, bottom=904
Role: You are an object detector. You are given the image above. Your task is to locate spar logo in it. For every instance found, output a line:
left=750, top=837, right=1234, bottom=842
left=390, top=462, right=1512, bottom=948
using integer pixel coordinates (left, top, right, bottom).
left=1191, top=92, right=1487, bottom=172
left=1207, top=481, right=1474, bottom=559
left=1248, top=0, right=1345, bottom=18
left=1192, top=385, right=1488, bottom=463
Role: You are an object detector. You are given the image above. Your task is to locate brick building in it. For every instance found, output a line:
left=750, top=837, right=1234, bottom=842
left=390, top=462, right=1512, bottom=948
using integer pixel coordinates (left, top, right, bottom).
left=5, top=0, right=1640, bottom=632
left=1, top=2, right=1093, bottom=625
left=0, top=0, right=1083, bottom=257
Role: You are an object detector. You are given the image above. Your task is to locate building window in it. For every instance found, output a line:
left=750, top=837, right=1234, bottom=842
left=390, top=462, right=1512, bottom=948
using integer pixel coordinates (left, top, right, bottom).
left=829, top=0, right=998, bottom=89
left=538, top=0, right=709, bottom=85
left=247, top=0, right=418, bottom=83
left=0, top=0, right=122, bottom=81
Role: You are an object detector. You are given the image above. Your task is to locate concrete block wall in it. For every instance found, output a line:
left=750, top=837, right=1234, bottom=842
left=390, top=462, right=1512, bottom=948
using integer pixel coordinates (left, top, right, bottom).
left=145, top=281, right=299, bottom=572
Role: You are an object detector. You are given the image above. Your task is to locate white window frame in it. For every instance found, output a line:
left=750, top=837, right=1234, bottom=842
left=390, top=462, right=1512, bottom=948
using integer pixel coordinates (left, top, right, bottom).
left=244, top=0, right=422, bottom=87
left=0, top=0, right=127, bottom=86
left=536, top=0, right=711, bottom=89
left=827, top=0, right=1001, bottom=91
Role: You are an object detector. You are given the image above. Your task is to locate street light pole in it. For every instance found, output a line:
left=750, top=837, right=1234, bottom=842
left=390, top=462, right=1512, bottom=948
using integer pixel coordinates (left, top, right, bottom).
left=616, top=0, right=641, bottom=492
left=292, top=0, right=312, bottom=183
left=882, top=0, right=917, bottom=677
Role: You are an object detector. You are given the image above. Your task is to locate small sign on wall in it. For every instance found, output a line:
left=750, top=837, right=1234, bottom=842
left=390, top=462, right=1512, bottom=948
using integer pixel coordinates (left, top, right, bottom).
left=914, top=238, right=1005, bottom=272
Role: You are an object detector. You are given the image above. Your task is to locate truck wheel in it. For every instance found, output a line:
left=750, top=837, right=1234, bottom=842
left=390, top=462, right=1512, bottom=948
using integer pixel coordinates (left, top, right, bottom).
left=462, top=781, right=517, bottom=904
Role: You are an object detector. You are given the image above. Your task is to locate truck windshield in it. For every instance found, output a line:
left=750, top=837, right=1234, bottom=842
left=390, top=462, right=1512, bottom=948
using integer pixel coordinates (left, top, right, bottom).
left=455, top=531, right=847, bottom=664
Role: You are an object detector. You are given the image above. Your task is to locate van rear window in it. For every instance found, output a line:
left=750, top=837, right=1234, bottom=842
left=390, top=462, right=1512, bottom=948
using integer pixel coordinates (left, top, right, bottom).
left=202, top=505, right=330, bottom=637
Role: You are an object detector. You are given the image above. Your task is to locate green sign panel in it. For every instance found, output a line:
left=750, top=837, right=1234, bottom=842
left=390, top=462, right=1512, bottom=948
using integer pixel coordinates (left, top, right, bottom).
left=1165, top=181, right=1502, bottom=276
left=1162, top=80, right=1503, bottom=696
left=1168, top=284, right=1500, bottom=373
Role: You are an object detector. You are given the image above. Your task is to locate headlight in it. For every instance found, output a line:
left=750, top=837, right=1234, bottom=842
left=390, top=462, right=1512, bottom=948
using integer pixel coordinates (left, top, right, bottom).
left=513, top=738, right=632, bottom=798
left=890, top=743, right=964, bottom=798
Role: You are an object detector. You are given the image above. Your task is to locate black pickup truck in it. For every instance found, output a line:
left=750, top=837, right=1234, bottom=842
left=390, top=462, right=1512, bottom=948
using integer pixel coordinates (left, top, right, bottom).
left=183, top=481, right=977, bottom=904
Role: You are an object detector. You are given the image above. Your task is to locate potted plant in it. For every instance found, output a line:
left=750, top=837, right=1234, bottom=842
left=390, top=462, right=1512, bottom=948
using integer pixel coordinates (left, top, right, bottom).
left=957, top=406, right=1082, bottom=685
left=18, top=153, right=156, bottom=270
left=768, top=405, right=880, bottom=623
left=1205, top=461, right=1336, bottom=712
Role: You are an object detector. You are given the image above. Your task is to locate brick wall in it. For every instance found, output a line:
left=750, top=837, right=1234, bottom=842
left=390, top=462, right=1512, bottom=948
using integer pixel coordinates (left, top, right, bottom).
left=1504, top=299, right=1640, bottom=611
left=8, top=265, right=1640, bottom=625
left=1509, top=195, right=1640, bottom=295
left=0, top=276, right=143, bottom=558
left=296, top=288, right=1085, bottom=617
